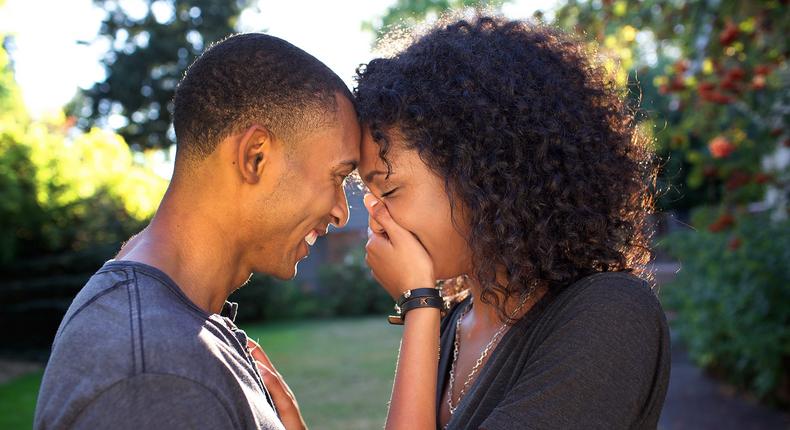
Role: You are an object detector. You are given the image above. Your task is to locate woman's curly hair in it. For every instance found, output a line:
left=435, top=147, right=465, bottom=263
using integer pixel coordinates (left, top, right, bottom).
left=354, top=14, right=656, bottom=323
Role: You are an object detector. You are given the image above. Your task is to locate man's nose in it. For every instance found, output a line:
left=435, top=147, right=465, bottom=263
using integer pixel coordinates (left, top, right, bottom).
left=329, top=186, right=350, bottom=228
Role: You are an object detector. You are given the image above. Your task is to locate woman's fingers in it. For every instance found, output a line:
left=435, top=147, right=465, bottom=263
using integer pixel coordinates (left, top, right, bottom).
left=363, top=194, right=407, bottom=243
left=362, top=193, right=435, bottom=297
left=249, top=342, right=307, bottom=430
left=255, top=361, right=304, bottom=428
left=247, top=338, right=276, bottom=372
left=368, top=212, right=385, bottom=235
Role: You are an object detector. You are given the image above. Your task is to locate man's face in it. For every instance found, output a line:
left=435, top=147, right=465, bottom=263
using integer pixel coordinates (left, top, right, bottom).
left=246, top=94, right=361, bottom=279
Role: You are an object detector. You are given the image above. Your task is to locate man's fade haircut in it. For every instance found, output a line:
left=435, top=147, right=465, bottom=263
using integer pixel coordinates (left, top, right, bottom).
left=173, top=33, right=352, bottom=163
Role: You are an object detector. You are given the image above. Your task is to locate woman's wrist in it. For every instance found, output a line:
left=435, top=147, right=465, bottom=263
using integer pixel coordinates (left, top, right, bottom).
left=402, top=306, right=441, bottom=323
left=388, top=286, right=444, bottom=325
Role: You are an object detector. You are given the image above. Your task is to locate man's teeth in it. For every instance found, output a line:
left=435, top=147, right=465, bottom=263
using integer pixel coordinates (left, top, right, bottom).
left=305, top=230, right=318, bottom=246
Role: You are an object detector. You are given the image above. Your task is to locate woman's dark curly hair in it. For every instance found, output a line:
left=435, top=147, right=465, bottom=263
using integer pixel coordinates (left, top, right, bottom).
left=354, top=14, right=656, bottom=323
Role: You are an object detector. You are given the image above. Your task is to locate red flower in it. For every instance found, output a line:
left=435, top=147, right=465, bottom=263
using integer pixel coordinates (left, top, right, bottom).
left=709, top=214, right=735, bottom=233
left=700, top=90, right=733, bottom=104
left=670, top=76, right=686, bottom=91
left=703, top=165, right=719, bottom=178
left=726, top=67, right=746, bottom=81
left=727, top=237, right=742, bottom=251
left=720, top=78, right=737, bottom=91
left=754, top=64, right=772, bottom=76
left=725, top=170, right=751, bottom=191
left=719, top=21, right=739, bottom=46
left=709, top=136, right=736, bottom=158
left=754, top=172, right=773, bottom=184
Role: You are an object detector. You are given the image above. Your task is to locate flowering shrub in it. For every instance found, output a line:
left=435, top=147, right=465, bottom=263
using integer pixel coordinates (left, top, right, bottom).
left=553, top=0, right=789, bottom=407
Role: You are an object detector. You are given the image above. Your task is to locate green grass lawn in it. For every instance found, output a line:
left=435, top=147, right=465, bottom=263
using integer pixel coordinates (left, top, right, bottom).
left=0, top=370, right=43, bottom=429
left=0, top=317, right=401, bottom=430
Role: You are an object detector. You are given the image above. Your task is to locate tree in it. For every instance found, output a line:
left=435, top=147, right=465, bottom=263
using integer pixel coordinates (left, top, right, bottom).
left=70, top=0, right=252, bottom=150
left=365, top=0, right=509, bottom=41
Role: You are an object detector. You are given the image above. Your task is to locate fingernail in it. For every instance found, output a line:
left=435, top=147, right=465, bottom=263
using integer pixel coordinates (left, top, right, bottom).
left=370, top=199, right=379, bottom=208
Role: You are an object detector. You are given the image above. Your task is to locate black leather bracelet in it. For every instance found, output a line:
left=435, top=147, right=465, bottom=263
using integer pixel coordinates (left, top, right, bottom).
left=388, top=296, right=444, bottom=325
left=401, top=295, right=443, bottom=313
left=388, top=288, right=444, bottom=325
left=396, top=288, right=441, bottom=307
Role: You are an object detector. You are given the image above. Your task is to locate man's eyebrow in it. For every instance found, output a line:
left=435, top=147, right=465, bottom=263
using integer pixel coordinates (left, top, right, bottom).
left=334, top=160, right=359, bottom=173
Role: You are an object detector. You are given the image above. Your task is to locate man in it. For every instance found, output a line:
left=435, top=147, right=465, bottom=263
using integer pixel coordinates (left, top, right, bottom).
left=34, top=33, right=360, bottom=429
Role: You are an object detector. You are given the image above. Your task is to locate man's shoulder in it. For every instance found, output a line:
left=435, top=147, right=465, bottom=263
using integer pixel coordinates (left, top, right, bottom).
left=36, top=261, right=270, bottom=429
left=55, top=261, right=205, bottom=342
left=52, top=260, right=236, bottom=368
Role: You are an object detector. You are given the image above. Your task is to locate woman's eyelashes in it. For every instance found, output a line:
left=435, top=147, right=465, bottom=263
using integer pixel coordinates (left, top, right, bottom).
left=380, top=187, right=399, bottom=198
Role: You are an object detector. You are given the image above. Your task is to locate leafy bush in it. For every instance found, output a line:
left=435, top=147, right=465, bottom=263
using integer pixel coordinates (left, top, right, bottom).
left=230, top=246, right=392, bottom=322
left=661, top=209, right=790, bottom=406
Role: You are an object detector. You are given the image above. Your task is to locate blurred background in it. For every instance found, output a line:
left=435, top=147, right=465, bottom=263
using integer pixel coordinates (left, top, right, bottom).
left=0, top=0, right=787, bottom=428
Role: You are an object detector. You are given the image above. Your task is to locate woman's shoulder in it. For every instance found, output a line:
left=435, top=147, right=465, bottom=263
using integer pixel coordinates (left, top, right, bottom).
left=539, top=271, right=669, bottom=342
left=555, top=271, right=662, bottom=314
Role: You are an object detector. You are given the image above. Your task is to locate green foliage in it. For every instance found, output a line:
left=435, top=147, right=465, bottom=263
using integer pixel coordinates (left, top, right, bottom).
left=0, top=121, right=167, bottom=265
left=71, top=0, right=251, bottom=149
left=317, top=246, right=393, bottom=316
left=0, top=35, right=167, bottom=265
left=555, top=0, right=790, bottom=407
left=0, top=35, right=27, bottom=126
left=365, top=0, right=509, bottom=41
left=231, top=246, right=392, bottom=322
left=660, top=211, right=790, bottom=405
left=231, top=275, right=326, bottom=321
left=553, top=0, right=789, bottom=212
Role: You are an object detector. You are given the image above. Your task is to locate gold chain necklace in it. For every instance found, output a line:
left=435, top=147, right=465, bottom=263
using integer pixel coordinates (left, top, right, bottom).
left=445, top=291, right=531, bottom=421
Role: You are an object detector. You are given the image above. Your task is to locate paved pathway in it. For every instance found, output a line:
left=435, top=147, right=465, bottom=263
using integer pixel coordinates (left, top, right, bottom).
left=659, top=334, right=790, bottom=429
left=654, top=262, right=790, bottom=430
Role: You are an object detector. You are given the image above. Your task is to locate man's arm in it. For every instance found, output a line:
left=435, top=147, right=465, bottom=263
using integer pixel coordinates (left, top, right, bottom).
left=69, top=373, right=237, bottom=429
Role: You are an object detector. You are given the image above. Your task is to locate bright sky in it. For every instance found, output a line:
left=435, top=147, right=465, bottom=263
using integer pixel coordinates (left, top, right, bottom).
left=0, top=0, right=557, bottom=118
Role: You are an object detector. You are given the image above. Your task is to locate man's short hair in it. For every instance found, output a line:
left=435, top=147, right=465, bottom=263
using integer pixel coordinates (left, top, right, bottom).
left=173, top=33, right=351, bottom=162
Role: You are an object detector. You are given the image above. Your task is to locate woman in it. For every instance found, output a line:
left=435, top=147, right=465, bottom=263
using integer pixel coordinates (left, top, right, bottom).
left=355, top=14, right=671, bottom=430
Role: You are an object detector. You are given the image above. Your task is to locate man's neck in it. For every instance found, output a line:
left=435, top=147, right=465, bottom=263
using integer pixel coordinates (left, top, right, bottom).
left=117, top=185, right=250, bottom=315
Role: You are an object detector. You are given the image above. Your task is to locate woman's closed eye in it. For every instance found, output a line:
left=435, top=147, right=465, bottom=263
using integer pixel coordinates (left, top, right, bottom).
left=380, top=187, right=399, bottom=199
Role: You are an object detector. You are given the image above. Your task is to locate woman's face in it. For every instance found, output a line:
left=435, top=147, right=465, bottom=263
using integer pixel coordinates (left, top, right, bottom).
left=359, top=129, right=473, bottom=280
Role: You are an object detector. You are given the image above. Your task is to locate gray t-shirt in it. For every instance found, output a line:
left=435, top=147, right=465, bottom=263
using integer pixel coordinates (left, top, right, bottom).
left=34, top=260, right=284, bottom=430
left=438, top=272, right=671, bottom=429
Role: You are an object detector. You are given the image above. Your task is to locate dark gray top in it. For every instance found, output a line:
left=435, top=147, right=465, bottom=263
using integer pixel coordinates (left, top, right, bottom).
left=34, top=260, right=284, bottom=430
left=437, top=272, right=671, bottom=429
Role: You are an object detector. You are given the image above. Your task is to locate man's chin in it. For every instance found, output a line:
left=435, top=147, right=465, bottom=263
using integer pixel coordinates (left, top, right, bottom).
left=252, top=244, right=310, bottom=280
left=267, top=264, right=298, bottom=281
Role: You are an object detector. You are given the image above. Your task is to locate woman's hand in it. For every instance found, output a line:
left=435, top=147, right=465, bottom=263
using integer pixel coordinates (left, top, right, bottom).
left=247, top=339, right=308, bottom=430
left=363, top=193, right=435, bottom=299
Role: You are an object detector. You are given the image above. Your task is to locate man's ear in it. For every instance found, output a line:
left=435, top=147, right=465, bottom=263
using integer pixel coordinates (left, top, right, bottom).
left=237, top=124, right=273, bottom=184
